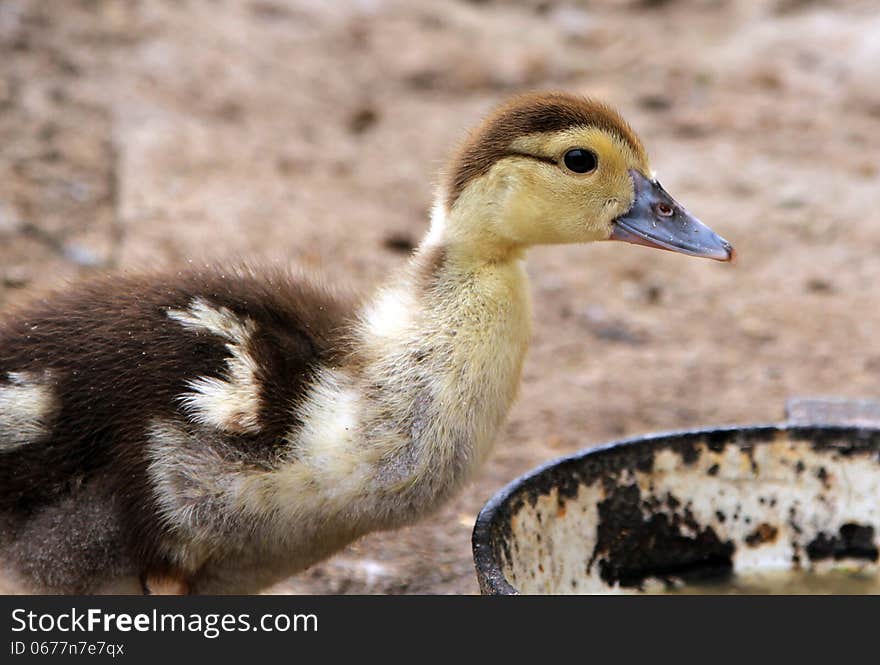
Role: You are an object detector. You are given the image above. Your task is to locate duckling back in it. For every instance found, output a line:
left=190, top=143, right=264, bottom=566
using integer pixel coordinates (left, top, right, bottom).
left=0, top=266, right=355, bottom=593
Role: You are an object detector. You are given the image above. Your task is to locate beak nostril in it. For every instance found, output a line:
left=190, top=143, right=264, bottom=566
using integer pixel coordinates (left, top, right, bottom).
left=655, top=203, right=674, bottom=217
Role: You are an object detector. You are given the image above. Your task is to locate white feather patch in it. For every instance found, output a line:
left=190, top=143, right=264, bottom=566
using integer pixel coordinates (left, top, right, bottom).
left=0, top=371, right=55, bottom=451
left=296, top=369, right=359, bottom=456
left=144, top=419, right=247, bottom=568
left=361, top=286, right=416, bottom=343
left=167, top=298, right=262, bottom=434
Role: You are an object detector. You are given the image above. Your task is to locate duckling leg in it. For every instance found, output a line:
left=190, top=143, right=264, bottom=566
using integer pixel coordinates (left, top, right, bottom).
left=141, top=573, right=190, bottom=595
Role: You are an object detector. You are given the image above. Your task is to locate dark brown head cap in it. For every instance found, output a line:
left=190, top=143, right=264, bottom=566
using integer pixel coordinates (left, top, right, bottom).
left=445, top=92, right=647, bottom=209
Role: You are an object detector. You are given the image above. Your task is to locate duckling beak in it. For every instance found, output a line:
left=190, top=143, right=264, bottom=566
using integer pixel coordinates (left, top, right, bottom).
left=609, top=170, right=734, bottom=262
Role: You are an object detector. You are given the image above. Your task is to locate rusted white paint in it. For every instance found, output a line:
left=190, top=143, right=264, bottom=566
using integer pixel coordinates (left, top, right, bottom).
left=496, top=432, right=880, bottom=594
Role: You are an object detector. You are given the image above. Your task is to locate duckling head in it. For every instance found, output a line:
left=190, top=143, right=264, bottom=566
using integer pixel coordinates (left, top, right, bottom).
left=439, top=92, right=733, bottom=261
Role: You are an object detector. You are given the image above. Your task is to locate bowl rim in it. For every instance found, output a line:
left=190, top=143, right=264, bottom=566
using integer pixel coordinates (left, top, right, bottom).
left=471, top=422, right=880, bottom=595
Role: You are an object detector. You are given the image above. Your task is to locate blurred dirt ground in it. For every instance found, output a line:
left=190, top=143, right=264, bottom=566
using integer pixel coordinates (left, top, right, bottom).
left=1, top=0, right=878, bottom=593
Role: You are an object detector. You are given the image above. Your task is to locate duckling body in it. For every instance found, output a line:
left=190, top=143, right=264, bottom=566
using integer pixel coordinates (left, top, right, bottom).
left=0, top=93, right=732, bottom=594
left=0, top=250, right=530, bottom=593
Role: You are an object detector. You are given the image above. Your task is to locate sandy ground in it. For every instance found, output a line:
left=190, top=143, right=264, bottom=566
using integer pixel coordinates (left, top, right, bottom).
left=0, top=0, right=878, bottom=594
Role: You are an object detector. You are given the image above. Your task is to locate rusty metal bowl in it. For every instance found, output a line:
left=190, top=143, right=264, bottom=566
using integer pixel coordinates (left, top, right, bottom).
left=472, top=399, right=880, bottom=594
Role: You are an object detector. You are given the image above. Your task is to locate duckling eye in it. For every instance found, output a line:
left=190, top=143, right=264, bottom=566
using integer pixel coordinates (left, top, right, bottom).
left=563, top=148, right=598, bottom=174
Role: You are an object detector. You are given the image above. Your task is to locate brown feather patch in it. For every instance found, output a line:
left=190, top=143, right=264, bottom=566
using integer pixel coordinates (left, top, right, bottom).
left=446, top=91, right=647, bottom=208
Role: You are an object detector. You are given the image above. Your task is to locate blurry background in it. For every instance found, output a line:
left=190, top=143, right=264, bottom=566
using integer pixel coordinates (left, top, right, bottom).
left=0, top=0, right=878, bottom=593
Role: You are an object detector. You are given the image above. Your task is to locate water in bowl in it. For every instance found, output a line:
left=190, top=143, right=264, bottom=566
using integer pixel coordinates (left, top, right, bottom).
left=644, top=567, right=880, bottom=595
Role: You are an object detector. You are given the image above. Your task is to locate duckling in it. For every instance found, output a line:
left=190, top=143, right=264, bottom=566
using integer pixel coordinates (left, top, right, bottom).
left=0, top=92, right=733, bottom=594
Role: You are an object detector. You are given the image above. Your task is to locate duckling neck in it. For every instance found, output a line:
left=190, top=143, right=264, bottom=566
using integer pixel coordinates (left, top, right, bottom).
left=350, top=228, right=532, bottom=519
